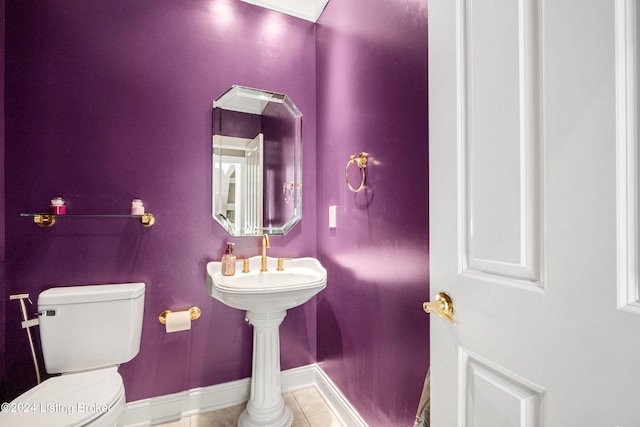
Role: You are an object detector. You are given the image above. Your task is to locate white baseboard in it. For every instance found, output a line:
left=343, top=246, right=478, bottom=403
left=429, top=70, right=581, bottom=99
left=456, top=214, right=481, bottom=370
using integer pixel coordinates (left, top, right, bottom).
left=122, top=363, right=366, bottom=427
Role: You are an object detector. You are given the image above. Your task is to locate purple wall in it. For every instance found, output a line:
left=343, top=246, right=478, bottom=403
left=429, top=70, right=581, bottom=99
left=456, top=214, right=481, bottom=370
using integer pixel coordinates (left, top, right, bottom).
left=4, top=0, right=317, bottom=402
left=315, top=0, right=430, bottom=425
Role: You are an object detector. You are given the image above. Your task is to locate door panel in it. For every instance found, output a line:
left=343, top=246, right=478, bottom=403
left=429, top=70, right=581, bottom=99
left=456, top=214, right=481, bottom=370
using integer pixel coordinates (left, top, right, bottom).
left=616, top=0, right=640, bottom=315
left=460, top=348, right=545, bottom=427
left=459, top=0, right=543, bottom=288
left=429, top=0, right=639, bottom=425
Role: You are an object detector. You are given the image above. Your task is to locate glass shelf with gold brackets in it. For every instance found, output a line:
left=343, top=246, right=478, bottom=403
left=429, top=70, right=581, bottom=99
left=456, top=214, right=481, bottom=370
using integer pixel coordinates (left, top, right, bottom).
left=20, top=213, right=156, bottom=228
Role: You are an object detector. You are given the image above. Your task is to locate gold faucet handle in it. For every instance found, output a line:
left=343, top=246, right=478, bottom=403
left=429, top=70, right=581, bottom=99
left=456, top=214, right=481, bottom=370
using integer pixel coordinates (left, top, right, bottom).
left=242, top=259, right=250, bottom=273
left=277, top=258, right=284, bottom=271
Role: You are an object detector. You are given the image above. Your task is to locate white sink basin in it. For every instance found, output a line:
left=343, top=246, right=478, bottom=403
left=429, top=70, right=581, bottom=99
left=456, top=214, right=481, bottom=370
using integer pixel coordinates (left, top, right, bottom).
left=206, top=256, right=327, bottom=313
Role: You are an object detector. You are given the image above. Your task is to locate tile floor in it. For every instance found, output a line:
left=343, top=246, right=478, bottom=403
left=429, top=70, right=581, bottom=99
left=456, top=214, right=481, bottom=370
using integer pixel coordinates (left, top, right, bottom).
left=155, top=387, right=344, bottom=427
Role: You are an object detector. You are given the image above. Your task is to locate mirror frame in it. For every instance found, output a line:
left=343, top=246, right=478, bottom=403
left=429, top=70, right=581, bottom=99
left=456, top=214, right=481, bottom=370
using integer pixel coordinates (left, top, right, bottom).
left=212, top=85, right=302, bottom=236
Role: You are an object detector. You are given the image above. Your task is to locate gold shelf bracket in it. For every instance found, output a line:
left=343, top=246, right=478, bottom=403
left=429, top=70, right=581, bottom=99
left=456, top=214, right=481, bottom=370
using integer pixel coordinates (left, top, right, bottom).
left=140, top=213, right=155, bottom=227
left=33, top=214, right=56, bottom=228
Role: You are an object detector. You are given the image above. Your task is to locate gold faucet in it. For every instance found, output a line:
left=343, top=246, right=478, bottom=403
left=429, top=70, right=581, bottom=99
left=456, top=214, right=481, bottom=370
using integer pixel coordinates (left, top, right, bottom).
left=261, top=234, right=270, bottom=272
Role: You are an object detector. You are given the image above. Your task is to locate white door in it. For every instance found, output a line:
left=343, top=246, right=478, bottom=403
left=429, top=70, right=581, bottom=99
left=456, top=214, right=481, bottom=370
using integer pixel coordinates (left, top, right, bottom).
left=428, top=0, right=640, bottom=425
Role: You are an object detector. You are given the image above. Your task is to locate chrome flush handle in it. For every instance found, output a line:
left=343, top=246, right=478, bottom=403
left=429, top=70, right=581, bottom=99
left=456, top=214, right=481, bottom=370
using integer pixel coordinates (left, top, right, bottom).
left=36, top=310, right=56, bottom=317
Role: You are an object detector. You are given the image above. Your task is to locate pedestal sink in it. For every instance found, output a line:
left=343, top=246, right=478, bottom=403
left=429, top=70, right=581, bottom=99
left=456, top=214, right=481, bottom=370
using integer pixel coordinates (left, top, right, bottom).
left=206, top=256, right=327, bottom=427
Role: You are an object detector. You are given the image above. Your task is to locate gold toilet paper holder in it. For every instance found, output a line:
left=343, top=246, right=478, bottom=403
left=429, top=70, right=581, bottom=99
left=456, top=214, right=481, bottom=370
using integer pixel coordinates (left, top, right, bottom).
left=158, top=307, right=201, bottom=325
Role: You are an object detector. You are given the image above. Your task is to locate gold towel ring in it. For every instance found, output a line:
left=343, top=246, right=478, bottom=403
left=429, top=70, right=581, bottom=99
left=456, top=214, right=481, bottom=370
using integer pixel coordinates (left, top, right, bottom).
left=345, top=152, right=369, bottom=192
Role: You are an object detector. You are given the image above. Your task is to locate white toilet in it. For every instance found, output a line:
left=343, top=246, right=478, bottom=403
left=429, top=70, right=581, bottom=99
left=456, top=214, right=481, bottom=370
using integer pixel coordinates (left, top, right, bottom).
left=0, top=282, right=145, bottom=427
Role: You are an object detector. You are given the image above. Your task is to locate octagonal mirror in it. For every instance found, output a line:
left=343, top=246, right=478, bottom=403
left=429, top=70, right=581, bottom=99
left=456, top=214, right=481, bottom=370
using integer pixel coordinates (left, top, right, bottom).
left=212, top=86, right=302, bottom=236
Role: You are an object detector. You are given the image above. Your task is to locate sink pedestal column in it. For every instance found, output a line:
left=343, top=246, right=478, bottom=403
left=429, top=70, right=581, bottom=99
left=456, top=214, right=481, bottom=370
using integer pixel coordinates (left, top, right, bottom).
left=238, top=310, right=292, bottom=427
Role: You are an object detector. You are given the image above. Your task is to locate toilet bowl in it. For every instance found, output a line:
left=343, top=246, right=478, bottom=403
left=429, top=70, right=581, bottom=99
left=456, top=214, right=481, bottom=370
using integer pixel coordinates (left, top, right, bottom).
left=3, top=367, right=125, bottom=427
left=0, top=282, right=145, bottom=427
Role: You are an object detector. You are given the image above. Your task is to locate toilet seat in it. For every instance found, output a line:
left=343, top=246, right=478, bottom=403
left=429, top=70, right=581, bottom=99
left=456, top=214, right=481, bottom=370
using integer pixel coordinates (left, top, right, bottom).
left=0, top=367, right=125, bottom=427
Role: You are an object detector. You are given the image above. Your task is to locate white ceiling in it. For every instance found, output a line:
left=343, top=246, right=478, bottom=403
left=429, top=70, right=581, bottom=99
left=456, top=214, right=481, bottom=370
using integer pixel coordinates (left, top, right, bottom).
left=239, top=0, right=330, bottom=22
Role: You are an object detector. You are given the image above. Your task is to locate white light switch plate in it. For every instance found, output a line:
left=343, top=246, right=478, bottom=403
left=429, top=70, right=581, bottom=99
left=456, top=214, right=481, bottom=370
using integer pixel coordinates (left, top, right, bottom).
left=329, top=206, right=337, bottom=228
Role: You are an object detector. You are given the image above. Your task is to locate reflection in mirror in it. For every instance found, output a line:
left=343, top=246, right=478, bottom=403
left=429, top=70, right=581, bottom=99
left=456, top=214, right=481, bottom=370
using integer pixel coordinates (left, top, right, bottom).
left=212, top=86, right=302, bottom=236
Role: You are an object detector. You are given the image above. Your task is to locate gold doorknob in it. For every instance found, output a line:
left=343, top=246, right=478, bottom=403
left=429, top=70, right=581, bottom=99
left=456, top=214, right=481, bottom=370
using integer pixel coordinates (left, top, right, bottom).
left=423, top=292, right=455, bottom=323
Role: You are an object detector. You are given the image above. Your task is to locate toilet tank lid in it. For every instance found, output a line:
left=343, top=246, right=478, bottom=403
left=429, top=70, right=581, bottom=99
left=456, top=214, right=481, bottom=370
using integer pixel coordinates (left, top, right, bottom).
left=39, top=282, right=145, bottom=305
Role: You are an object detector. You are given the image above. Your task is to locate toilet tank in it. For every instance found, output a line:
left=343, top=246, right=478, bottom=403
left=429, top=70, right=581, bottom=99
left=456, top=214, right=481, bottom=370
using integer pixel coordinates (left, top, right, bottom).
left=37, top=282, right=145, bottom=374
